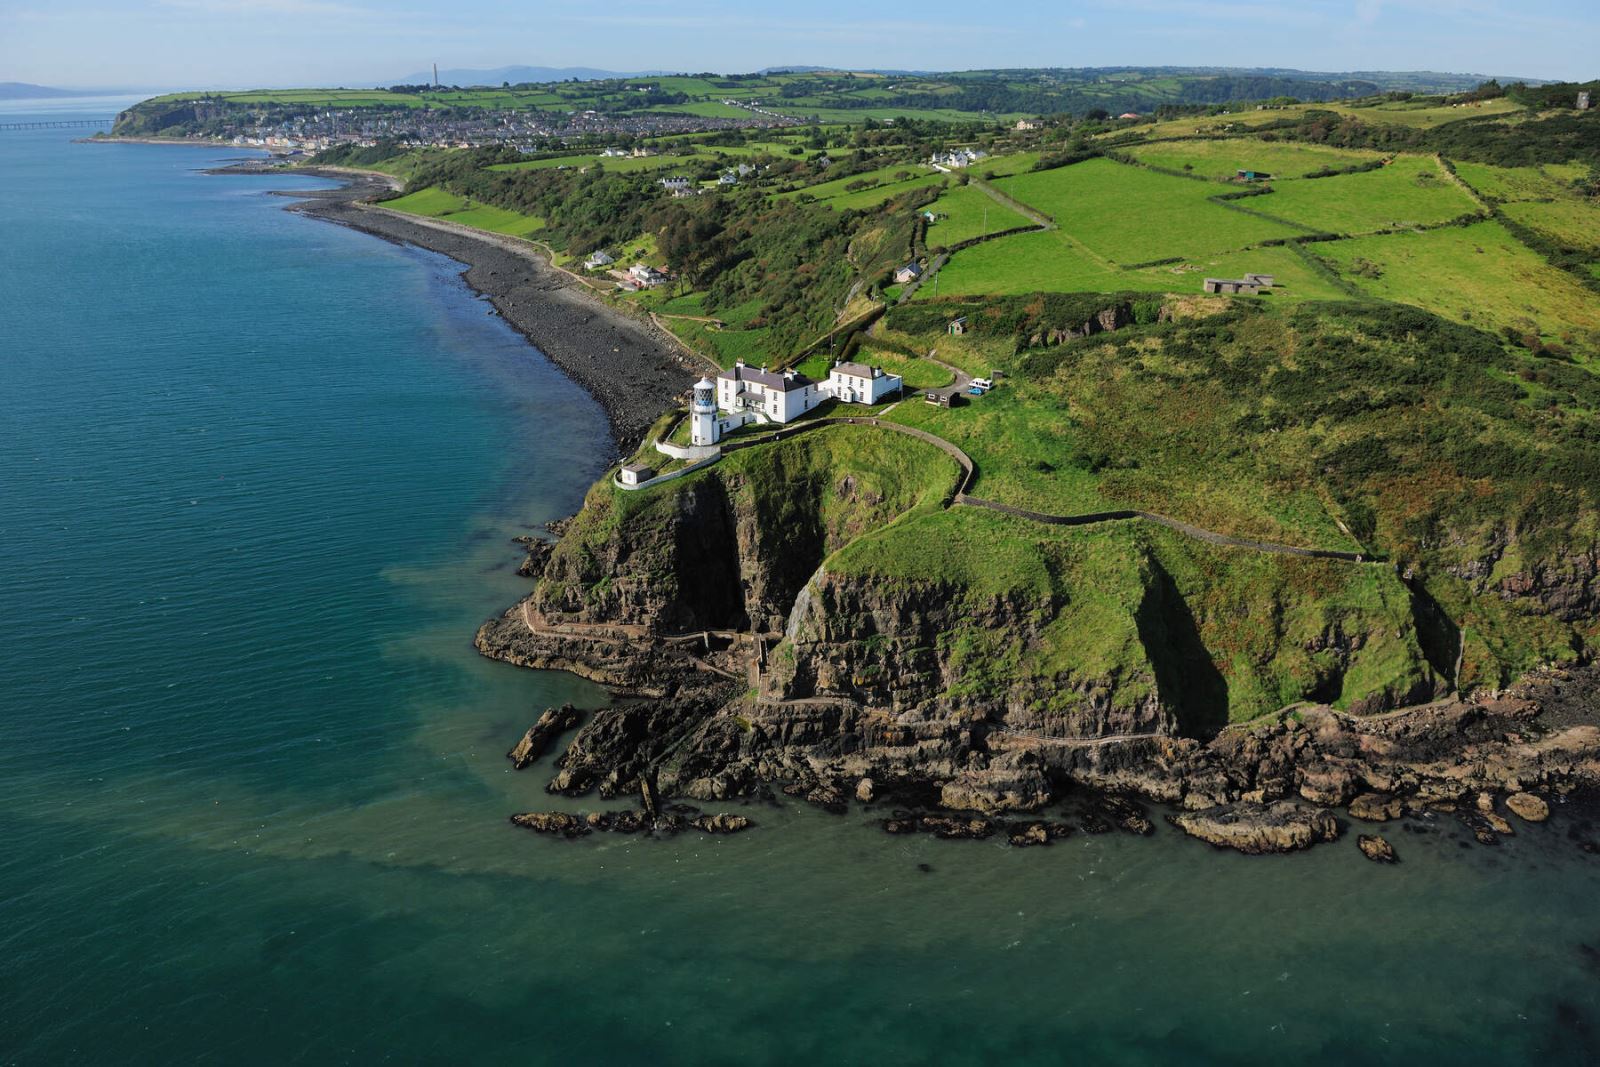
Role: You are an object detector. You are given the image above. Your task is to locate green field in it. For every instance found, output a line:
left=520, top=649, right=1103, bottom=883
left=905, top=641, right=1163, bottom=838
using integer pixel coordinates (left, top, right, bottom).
left=782, top=162, right=945, bottom=206
left=1502, top=199, right=1600, bottom=253
left=922, top=185, right=1033, bottom=247
left=995, top=158, right=1301, bottom=262
left=922, top=229, right=1142, bottom=297
left=1318, top=219, right=1600, bottom=341
left=1126, top=246, right=1350, bottom=301
left=1124, top=139, right=1383, bottom=180
left=1238, top=156, right=1479, bottom=234
left=382, top=187, right=545, bottom=237
left=1452, top=161, right=1582, bottom=202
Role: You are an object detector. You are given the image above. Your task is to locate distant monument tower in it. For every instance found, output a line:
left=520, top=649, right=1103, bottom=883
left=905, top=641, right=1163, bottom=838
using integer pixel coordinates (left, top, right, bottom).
left=1580, top=91, right=1592, bottom=111
left=433, top=63, right=439, bottom=88
left=690, top=377, right=719, bottom=446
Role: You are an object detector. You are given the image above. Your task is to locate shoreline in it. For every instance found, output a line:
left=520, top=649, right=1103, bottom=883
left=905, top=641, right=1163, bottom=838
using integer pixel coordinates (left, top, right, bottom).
left=212, top=159, right=698, bottom=452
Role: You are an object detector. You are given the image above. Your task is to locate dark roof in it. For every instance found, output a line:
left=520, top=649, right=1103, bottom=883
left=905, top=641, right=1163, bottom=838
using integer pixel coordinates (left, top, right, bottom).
left=716, top=364, right=814, bottom=392
left=831, top=361, right=880, bottom=379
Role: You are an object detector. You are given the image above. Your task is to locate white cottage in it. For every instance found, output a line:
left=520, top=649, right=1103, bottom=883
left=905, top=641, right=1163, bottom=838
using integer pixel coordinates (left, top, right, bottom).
left=825, top=361, right=903, bottom=405
left=715, top=362, right=824, bottom=425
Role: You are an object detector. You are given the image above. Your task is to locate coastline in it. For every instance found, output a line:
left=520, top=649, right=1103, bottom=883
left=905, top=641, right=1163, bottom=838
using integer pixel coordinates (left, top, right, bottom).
left=219, top=159, right=698, bottom=452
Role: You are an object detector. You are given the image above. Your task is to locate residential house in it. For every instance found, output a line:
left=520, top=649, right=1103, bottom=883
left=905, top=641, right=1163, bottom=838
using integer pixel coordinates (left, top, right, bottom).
left=719, top=172, right=739, bottom=185
left=584, top=250, right=615, bottom=270
left=824, top=361, right=903, bottom=405
left=659, top=175, right=693, bottom=193
left=1015, top=118, right=1044, bottom=131
left=629, top=263, right=668, bottom=288
left=715, top=362, right=824, bottom=424
left=894, top=263, right=923, bottom=285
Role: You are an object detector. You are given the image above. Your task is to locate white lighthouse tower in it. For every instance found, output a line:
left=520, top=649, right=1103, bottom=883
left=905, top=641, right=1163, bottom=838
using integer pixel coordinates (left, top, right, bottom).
left=689, top=376, right=720, bottom=446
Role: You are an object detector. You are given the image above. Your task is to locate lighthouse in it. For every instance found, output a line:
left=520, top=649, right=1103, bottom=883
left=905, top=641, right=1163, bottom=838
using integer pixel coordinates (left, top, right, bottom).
left=689, top=376, right=719, bottom=446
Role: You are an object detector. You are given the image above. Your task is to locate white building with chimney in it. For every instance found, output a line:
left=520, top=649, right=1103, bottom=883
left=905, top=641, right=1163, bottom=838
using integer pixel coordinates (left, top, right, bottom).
left=716, top=362, right=824, bottom=425
left=824, top=361, right=903, bottom=405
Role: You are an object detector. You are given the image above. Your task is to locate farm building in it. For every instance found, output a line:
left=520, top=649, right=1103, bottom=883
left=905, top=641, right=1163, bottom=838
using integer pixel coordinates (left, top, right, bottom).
left=618, top=463, right=655, bottom=487
left=894, top=263, right=923, bottom=285
left=824, top=361, right=903, bottom=405
left=715, top=361, right=825, bottom=425
left=1203, top=272, right=1276, bottom=295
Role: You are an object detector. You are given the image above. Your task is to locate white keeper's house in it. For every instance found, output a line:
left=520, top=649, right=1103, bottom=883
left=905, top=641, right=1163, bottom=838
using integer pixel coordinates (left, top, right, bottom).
left=716, top=362, right=824, bottom=425
left=687, top=360, right=905, bottom=446
left=825, top=360, right=902, bottom=405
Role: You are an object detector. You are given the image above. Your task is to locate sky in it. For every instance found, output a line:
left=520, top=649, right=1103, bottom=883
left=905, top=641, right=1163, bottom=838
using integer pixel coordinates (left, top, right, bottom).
left=1, top=0, right=1595, bottom=90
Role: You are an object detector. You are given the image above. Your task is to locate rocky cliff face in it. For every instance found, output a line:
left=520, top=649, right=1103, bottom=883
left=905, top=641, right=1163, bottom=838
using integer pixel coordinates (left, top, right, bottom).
left=476, top=428, right=1600, bottom=850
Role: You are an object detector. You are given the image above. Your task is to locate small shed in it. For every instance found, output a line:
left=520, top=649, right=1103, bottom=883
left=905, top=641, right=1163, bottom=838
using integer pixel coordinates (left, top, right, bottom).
left=1235, top=169, right=1271, bottom=182
left=948, top=316, right=968, bottom=335
left=619, top=463, right=656, bottom=487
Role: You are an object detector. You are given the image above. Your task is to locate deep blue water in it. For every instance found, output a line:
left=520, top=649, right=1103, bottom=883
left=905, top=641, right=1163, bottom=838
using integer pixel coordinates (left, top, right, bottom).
left=3, top=109, right=1600, bottom=1065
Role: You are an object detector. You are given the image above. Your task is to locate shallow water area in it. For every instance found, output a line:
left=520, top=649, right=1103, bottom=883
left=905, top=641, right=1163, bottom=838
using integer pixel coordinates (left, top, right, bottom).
left=2, top=110, right=1600, bottom=1064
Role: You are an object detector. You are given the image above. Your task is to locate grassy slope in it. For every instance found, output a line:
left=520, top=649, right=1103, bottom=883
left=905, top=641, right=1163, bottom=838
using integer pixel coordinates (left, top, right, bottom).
left=382, top=187, right=545, bottom=237
left=921, top=184, right=1033, bottom=247
left=995, top=158, right=1301, bottom=262
left=1244, top=156, right=1479, bottom=233
left=1317, top=220, right=1600, bottom=341
left=1125, top=139, right=1383, bottom=179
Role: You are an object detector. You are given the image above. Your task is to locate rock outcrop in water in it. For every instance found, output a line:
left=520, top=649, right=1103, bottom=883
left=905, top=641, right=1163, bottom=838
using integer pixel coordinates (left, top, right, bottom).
left=477, top=424, right=1600, bottom=856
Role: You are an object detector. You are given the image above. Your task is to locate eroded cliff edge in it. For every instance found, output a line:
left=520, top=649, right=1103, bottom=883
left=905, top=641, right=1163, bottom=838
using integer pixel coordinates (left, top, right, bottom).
left=477, top=421, right=1600, bottom=852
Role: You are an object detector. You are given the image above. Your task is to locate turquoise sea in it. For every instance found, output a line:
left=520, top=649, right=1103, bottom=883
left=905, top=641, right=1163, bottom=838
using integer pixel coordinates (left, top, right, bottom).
left=3, top=105, right=1600, bottom=1064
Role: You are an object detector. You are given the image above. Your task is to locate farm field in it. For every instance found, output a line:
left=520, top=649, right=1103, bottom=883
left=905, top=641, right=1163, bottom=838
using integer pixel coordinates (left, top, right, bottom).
left=994, top=158, right=1301, bottom=262
left=1317, top=219, right=1600, bottom=341
left=1126, top=246, right=1350, bottom=301
left=970, top=151, right=1041, bottom=177
left=782, top=163, right=947, bottom=208
left=922, top=184, right=1033, bottom=247
left=1451, top=161, right=1585, bottom=202
left=1123, top=139, right=1383, bottom=179
left=381, top=187, right=545, bottom=237
left=920, top=228, right=1146, bottom=297
left=1502, top=200, right=1600, bottom=253
left=1319, top=96, right=1523, bottom=127
left=1241, top=155, right=1479, bottom=234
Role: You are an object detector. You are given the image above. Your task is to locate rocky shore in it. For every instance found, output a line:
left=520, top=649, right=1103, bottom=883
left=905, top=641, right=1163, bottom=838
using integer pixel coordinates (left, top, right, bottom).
left=477, top=501, right=1600, bottom=857
left=213, top=159, right=697, bottom=451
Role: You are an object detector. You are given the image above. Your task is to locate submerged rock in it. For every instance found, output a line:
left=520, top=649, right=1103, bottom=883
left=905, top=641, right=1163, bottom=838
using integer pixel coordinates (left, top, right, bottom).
left=507, top=703, right=583, bottom=769
left=1171, top=802, right=1341, bottom=855
left=1507, top=792, right=1551, bottom=822
left=510, top=811, right=590, bottom=839
left=1358, top=834, right=1398, bottom=863
left=692, top=813, right=753, bottom=834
